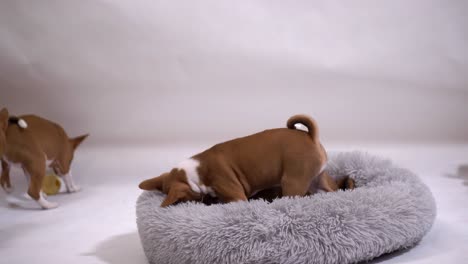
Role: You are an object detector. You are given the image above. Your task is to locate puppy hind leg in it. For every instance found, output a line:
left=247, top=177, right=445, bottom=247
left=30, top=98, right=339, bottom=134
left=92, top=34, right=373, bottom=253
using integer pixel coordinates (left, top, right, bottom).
left=24, top=160, right=58, bottom=209
left=281, top=175, right=311, bottom=197
left=281, top=161, right=319, bottom=197
left=1, top=159, right=12, bottom=193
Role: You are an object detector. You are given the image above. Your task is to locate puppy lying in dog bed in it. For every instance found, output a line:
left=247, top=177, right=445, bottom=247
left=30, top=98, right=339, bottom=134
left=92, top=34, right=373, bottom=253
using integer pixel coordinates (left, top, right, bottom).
left=136, top=118, right=436, bottom=264
left=139, top=115, right=333, bottom=206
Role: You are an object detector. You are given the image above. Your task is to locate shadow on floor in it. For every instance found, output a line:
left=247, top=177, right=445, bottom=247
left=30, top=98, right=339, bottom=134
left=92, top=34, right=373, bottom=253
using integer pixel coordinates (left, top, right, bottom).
left=443, top=164, right=468, bottom=187
left=84, top=232, right=148, bottom=264
left=0, top=222, right=39, bottom=246
left=362, top=247, right=412, bottom=264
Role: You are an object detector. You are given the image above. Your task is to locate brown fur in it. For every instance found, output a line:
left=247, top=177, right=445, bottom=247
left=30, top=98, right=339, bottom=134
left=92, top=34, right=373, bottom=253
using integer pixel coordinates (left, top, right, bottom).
left=0, top=113, right=88, bottom=208
left=0, top=108, right=8, bottom=158
left=139, top=114, right=334, bottom=207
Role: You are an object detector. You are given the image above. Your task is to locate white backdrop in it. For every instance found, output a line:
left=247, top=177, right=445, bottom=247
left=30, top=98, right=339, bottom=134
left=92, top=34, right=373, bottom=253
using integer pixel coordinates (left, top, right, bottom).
left=1, top=0, right=467, bottom=145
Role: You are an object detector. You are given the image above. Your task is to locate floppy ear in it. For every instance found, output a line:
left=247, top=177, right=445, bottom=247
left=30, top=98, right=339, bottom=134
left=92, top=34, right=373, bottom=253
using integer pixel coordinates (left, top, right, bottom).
left=70, top=134, right=89, bottom=149
left=160, top=188, right=184, bottom=207
left=0, top=108, right=8, bottom=132
left=139, top=176, right=164, bottom=191
left=317, top=171, right=339, bottom=192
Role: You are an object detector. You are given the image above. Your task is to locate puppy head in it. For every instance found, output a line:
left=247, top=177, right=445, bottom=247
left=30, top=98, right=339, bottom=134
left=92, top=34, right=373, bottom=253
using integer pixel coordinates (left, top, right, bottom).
left=0, top=108, right=8, bottom=156
left=139, top=168, right=202, bottom=207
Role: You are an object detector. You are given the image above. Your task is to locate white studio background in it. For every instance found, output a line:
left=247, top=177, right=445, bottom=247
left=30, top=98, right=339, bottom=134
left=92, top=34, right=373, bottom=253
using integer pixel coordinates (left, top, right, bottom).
left=0, top=0, right=467, bottom=146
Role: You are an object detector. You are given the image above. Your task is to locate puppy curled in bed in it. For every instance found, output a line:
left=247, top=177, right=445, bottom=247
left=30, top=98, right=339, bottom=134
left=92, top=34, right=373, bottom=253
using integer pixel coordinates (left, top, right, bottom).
left=139, top=114, right=354, bottom=207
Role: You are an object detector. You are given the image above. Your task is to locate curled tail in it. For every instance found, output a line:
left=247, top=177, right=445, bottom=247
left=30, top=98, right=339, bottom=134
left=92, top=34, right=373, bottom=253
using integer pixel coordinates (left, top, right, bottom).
left=8, top=116, right=28, bottom=129
left=286, top=114, right=318, bottom=139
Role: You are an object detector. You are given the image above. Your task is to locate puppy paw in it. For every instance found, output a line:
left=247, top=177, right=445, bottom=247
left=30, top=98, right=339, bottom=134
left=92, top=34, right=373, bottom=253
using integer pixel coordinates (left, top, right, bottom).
left=37, top=198, right=59, bottom=210
left=41, top=202, right=59, bottom=210
left=67, top=185, right=81, bottom=193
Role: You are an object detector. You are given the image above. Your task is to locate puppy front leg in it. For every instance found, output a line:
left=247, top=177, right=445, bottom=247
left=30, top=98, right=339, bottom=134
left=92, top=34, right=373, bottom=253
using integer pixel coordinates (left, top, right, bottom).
left=213, top=180, right=247, bottom=203
left=219, top=191, right=248, bottom=203
left=62, top=170, right=81, bottom=193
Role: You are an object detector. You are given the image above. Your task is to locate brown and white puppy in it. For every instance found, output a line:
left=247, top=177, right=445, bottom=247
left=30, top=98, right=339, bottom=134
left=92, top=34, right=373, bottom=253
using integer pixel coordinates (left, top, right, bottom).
left=0, top=109, right=88, bottom=209
left=139, top=114, right=334, bottom=207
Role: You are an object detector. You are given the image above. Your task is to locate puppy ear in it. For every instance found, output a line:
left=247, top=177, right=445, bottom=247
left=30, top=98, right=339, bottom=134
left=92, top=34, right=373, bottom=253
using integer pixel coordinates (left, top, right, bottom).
left=139, top=176, right=164, bottom=191
left=160, top=188, right=185, bottom=207
left=0, top=108, right=8, bottom=132
left=70, top=134, right=89, bottom=149
left=317, top=171, right=339, bottom=192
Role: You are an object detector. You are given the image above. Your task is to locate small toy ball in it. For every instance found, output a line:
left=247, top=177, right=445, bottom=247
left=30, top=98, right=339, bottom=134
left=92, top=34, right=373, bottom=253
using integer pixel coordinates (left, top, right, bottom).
left=42, top=173, right=62, bottom=195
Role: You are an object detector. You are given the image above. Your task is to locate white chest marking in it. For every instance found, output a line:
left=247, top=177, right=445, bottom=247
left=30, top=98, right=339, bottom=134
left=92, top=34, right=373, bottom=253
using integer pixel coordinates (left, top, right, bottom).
left=178, top=158, right=216, bottom=197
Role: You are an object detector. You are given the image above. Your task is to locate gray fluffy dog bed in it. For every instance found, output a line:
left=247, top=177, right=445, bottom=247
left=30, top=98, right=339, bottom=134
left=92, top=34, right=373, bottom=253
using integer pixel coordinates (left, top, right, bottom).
left=136, top=151, right=436, bottom=264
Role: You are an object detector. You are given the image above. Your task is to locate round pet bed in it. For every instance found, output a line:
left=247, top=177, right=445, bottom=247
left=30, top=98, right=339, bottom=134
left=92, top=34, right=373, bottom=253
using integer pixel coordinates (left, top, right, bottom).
left=136, top=151, right=436, bottom=264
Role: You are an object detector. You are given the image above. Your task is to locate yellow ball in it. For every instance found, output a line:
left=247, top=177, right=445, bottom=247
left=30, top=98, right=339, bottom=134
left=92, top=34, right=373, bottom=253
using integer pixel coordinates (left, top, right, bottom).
left=42, top=173, right=62, bottom=195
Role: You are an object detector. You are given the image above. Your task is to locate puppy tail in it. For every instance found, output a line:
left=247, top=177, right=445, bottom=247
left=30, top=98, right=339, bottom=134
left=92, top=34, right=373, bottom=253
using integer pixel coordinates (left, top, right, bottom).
left=8, top=116, right=28, bottom=129
left=287, top=114, right=318, bottom=139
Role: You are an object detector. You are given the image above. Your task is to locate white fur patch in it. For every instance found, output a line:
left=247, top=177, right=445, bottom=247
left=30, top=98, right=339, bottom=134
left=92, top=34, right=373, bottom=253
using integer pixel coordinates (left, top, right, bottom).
left=18, top=119, right=28, bottom=128
left=178, top=159, right=215, bottom=196
left=63, top=170, right=81, bottom=193
left=294, top=123, right=308, bottom=132
left=37, top=192, right=58, bottom=209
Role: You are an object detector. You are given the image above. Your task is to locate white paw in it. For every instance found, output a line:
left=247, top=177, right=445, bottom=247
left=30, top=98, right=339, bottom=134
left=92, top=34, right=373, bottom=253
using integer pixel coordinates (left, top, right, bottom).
left=67, top=185, right=81, bottom=193
left=41, top=201, right=59, bottom=210
left=37, top=198, right=59, bottom=210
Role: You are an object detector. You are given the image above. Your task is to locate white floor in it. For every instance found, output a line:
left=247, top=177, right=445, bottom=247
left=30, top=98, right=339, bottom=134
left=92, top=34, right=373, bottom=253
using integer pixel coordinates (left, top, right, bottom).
left=0, top=144, right=467, bottom=264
